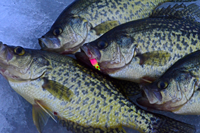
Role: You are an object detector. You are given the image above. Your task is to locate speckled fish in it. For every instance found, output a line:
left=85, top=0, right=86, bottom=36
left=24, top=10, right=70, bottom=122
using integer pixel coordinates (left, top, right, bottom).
left=79, top=2, right=200, bottom=83
left=38, top=0, right=195, bottom=54
left=137, top=50, right=200, bottom=115
left=0, top=42, right=196, bottom=133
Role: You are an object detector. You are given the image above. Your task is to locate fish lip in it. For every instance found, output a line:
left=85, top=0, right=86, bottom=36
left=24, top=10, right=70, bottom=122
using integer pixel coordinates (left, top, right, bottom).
left=38, top=37, right=61, bottom=50
left=0, top=43, right=32, bottom=80
left=0, top=43, right=13, bottom=62
left=142, top=86, right=162, bottom=104
left=81, top=44, right=101, bottom=61
left=75, top=51, right=96, bottom=69
left=38, top=36, right=82, bottom=54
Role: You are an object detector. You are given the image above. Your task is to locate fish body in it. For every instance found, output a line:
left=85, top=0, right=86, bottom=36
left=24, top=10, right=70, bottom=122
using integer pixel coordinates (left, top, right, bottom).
left=138, top=50, right=200, bottom=115
left=38, top=0, right=192, bottom=54
left=80, top=16, right=200, bottom=83
left=0, top=42, right=196, bottom=133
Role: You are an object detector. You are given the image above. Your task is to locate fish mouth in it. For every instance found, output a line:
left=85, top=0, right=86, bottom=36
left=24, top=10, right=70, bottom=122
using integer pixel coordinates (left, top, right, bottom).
left=136, top=85, right=180, bottom=111
left=80, top=44, right=126, bottom=73
left=0, top=43, right=21, bottom=79
left=38, top=37, right=61, bottom=50
left=137, top=85, right=163, bottom=106
left=0, top=42, right=13, bottom=63
left=81, top=44, right=101, bottom=60
left=137, top=89, right=180, bottom=111
left=75, top=51, right=94, bottom=69
left=39, top=36, right=82, bottom=54
left=0, top=42, right=35, bottom=80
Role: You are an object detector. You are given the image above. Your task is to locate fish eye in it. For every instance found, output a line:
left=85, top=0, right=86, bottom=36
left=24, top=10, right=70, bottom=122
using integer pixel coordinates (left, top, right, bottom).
left=97, top=41, right=108, bottom=49
left=53, top=28, right=63, bottom=36
left=157, top=81, right=168, bottom=89
left=14, top=46, right=25, bottom=56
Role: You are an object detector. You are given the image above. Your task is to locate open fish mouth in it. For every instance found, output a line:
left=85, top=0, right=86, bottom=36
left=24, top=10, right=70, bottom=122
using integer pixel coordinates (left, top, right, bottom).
left=81, top=44, right=100, bottom=60
left=0, top=43, right=13, bottom=63
left=80, top=44, right=126, bottom=73
left=75, top=51, right=94, bottom=69
left=137, top=86, right=163, bottom=107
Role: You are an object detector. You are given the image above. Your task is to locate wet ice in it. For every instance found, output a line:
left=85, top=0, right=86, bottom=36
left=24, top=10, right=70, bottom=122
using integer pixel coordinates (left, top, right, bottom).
left=0, top=0, right=200, bottom=133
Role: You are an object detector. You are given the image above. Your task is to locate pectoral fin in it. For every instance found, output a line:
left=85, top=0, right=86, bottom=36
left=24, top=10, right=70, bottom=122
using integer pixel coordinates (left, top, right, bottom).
left=93, top=21, right=120, bottom=35
left=32, top=100, right=56, bottom=133
left=137, top=51, right=171, bottom=66
left=42, top=78, right=73, bottom=101
left=151, top=2, right=200, bottom=22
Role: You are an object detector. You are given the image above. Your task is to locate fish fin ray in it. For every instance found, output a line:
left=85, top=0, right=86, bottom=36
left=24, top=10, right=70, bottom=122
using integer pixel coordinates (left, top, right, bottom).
left=32, top=100, right=57, bottom=133
left=93, top=20, right=120, bottom=35
left=151, top=2, right=200, bottom=22
left=137, top=51, right=171, bottom=66
left=42, top=78, right=73, bottom=101
left=35, top=100, right=57, bottom=122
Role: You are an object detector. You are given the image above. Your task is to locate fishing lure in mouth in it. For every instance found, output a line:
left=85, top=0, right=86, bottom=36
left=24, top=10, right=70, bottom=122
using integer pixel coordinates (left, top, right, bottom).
left=90, top=59, right=100, bottom=71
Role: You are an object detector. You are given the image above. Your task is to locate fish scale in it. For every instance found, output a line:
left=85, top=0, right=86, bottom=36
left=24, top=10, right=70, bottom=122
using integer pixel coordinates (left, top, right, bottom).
left=81, top=16, right=200, bottom=83
left=0, top=43, right=195, bottom=133
left=138, top=50, right=200, bottom=115
left=39, top=0, right=195, bottom=54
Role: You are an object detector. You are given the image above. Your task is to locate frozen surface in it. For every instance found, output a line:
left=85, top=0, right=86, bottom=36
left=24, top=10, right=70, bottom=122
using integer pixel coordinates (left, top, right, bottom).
left=0, top=0, right=200, bottom=133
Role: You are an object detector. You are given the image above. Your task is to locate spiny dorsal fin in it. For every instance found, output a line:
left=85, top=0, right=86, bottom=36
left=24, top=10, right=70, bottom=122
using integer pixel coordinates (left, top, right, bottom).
left=151, top=2, right=200, bottom=22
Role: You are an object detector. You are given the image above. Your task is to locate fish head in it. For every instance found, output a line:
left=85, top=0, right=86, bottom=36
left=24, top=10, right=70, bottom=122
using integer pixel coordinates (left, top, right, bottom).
left=0, top=42, right=51, bottom=80
left=138, top=70, right=196, bottom=111
left=80, top=32, right=136, bottom=72
left=39, top=14, right=90, bottom=54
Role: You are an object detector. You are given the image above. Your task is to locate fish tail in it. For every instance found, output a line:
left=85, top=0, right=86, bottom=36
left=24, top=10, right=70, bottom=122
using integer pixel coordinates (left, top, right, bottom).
left=152, top=113, right=196, bottom=133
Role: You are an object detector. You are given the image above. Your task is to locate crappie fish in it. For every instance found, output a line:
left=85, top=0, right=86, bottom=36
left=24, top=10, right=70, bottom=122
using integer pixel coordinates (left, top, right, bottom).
left=0, top=42, right=196, bottom=133
left=79, top=3, right=200, bottom=83
left=38, top=0, right=195, bottom=54
left=137, top=50, right=200, bottom=115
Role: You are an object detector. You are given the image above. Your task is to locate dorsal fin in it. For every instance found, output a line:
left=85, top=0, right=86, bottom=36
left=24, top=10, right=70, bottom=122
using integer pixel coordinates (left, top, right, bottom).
left=151, top=2, right=200, bottom=22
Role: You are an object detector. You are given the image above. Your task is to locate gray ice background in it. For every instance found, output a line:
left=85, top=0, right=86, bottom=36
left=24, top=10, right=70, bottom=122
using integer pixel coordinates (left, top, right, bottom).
left=0, top=0, right=200, bottom=133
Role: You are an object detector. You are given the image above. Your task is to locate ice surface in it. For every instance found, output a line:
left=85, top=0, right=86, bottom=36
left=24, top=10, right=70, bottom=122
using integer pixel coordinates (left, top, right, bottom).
left=0, top=0, right=200, bottom=133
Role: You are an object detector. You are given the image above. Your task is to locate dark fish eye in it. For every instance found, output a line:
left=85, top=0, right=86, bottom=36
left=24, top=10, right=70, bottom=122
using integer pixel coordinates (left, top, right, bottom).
left=14, top=46, right=25, bottom=56
left=97, top=41, right=108, bottom=49
left=157, top=81, right=168, bottom=89
left=53, top=28, right=63, bottom=36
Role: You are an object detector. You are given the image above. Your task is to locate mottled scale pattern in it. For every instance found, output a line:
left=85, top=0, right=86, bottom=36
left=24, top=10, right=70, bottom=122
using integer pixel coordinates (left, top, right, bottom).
left=5, top=48, right=195, bottom=133
left=140, top=50, right=200, bottom=114
left=39, top=0, right=196, bottom=54
left=66, top=0, right=194, bottom=29
left=102, top=17, right=200, bottom=82
left=43, top=58, right=152, bottom=132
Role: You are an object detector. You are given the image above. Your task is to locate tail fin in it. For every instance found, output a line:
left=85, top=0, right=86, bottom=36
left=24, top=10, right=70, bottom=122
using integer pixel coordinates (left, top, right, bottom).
left=153, top=113, right=196, bottom=133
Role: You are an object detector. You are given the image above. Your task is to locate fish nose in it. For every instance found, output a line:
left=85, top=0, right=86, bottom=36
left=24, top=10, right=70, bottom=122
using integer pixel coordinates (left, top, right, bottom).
left=0, top=42, right=7, bottom=53
left=38, top=38, right=47, bottom=49
left=0, top=42, right=9, bottom=60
